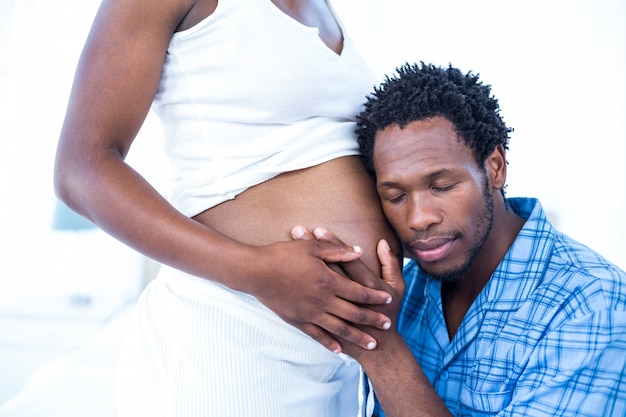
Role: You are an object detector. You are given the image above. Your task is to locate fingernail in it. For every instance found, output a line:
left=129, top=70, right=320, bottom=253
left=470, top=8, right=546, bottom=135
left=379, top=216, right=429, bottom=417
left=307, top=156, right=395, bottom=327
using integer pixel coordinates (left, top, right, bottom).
left=382, top=321, right=391, bottom=330
left=385, top=296, right=392, bottom=304
left=333, top=347, right=342, bottom=354
left=313, top=228, right=324, bottom=239
left=353, top=245, right=362, bottom=253
left=366, top=341, right=376, bottom=350
left=292, top=226, right=304, bottom=238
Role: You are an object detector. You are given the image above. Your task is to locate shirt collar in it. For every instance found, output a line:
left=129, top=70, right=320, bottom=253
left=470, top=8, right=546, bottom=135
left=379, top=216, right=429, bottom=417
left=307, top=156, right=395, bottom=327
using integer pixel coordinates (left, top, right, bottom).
left=481, top=197, right=556, bottom=311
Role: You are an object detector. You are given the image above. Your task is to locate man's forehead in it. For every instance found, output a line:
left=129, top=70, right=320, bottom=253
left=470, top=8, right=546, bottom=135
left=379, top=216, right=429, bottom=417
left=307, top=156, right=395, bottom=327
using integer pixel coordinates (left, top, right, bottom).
left=373, top=117, right=477, bottom=181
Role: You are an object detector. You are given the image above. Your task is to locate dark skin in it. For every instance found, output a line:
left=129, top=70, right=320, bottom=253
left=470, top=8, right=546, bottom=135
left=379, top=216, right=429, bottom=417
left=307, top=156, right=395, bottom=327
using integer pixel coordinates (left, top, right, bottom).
left=375, top=118, right=524, bottom=341
left=293, top=226, right=451, bottom=417
left=54, top=0, right=397, bottom=355
left=295, top=116, right=525, bottom=416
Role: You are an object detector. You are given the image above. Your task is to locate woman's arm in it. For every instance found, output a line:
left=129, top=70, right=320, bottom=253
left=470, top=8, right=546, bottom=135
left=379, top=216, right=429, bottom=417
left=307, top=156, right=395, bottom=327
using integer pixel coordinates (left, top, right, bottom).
left=54, top=0, right=392, bottom=353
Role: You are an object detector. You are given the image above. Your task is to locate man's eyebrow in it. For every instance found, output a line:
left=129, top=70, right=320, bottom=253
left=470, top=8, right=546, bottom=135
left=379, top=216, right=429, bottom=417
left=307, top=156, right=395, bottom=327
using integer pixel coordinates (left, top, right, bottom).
left=424, top=168, right=451, bottom=180
left=378, top=180, right=400, bottom=188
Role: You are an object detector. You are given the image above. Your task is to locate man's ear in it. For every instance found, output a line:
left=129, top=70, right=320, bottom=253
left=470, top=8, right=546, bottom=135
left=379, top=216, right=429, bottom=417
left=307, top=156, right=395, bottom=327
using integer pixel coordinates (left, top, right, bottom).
left=486, top=144, right=507, bottom=190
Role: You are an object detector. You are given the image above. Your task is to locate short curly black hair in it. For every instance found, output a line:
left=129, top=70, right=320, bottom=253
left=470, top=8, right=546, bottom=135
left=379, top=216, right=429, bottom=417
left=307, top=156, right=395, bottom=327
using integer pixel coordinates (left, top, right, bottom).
left=356, top=62, right=513, bottom=175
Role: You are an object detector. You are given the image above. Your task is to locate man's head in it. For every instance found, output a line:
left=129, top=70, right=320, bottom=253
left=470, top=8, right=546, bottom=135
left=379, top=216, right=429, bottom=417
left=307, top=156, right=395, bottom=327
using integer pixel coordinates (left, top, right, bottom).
left=357, top=63, right=514, bottom=281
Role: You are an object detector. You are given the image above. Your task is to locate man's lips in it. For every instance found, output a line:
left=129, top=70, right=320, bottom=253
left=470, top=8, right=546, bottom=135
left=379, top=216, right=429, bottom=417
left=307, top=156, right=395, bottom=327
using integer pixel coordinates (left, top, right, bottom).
left=408, top=237, right=456, bottom=263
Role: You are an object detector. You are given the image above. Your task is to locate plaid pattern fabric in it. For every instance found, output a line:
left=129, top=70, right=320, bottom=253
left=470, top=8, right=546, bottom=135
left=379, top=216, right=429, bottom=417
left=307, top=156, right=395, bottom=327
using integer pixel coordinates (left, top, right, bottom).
left=375, top=198, right=626, bottom=416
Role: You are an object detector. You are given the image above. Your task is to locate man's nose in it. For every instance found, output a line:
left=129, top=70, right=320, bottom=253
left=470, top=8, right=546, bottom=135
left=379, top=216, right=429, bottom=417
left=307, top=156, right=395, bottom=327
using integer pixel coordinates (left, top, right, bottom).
left=406, top=195, right=443, bottom=231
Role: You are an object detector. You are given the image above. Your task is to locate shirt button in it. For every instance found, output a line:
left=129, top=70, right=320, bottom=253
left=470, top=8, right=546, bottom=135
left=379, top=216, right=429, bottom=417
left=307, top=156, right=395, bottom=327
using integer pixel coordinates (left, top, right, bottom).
left=440, top=370, right=449, bottom=381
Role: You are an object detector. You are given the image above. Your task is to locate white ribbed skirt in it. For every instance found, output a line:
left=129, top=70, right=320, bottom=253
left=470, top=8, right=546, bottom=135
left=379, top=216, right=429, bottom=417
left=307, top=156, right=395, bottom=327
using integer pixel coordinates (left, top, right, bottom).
left=116, top=265, right=371, bottom=417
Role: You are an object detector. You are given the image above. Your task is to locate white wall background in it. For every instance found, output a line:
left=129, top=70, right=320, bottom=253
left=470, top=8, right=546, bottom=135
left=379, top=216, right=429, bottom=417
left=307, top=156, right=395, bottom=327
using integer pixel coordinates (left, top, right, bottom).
left=336, top=0, right=626, bottom=271
left=0, top=0, right=624, bottom=305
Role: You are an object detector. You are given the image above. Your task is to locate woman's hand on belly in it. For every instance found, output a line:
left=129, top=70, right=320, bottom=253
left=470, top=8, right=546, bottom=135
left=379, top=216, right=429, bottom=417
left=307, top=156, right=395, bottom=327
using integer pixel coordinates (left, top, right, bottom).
left=290, top=225, right=405, bottom=354
left=293, top=227, right=453, bottom=417
left=247, top=235, right=396, bottom=354
left=192, top=156, right=401, bottom=353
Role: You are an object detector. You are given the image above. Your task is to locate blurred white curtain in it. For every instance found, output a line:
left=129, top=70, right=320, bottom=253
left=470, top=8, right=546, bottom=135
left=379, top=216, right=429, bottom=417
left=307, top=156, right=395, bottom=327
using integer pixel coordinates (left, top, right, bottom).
left=0, top=0, right=624, bottom=300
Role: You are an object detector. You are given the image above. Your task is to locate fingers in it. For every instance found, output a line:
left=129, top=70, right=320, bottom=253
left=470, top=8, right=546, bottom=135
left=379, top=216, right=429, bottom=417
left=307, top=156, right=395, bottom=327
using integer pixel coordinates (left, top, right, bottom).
left=312, top=226, right=344, bottom=244
left=340, top=256, right=384, bottom=290
left=307, top=262, right=392, bottom=328
left=335, top=275, right=393, bottom=307
left=332, top=296, right=392, bottom=331
left=377, top=239, right=405, bottom=294
left=298, top=323, right=343, bottom=354
left=311, top=227, right=390, bottom=292
left=292, top=290, right=389, bottom=353
left=288, top=225, right=395, bottom=352
left=300, top=313, right=381, bottom=353
left=291, top=225, right=315, bottom=241
left=292, top=225, right=363, bottom=263
left=320, top=315, right=378, bottom=351
left=293, top=225, right=393, bottom=305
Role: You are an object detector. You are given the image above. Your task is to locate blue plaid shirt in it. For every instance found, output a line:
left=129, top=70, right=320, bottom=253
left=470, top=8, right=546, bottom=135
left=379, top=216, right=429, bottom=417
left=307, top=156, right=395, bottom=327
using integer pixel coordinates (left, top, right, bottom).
left=375, top=197, right=626, bottom=416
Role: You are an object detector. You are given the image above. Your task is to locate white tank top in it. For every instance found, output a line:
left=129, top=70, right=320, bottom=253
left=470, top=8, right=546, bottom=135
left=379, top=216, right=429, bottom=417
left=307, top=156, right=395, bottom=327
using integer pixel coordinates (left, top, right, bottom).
left=152, top=0, right=376, bottom=216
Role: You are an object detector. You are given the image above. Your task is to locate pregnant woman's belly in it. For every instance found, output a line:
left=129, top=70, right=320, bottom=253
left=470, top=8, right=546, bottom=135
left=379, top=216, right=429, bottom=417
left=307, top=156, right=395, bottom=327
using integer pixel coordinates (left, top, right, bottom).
left=193, top=155, right=399, bottom=273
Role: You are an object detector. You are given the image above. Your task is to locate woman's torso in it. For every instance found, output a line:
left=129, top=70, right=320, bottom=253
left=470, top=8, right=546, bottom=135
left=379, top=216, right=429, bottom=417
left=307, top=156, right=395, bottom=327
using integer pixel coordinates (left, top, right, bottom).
left=195, top=156, right=398, bottom=269
left=163, top=0, right=398, bottom=267
left=118, top=3, right=392, bottom=416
